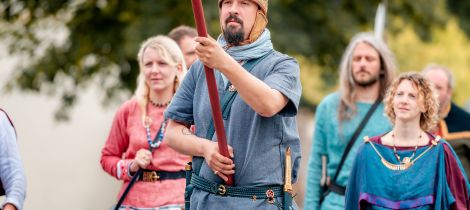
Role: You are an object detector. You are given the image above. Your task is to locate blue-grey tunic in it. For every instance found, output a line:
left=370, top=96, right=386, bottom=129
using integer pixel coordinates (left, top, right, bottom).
left=165, top=51, right=302, bottom=210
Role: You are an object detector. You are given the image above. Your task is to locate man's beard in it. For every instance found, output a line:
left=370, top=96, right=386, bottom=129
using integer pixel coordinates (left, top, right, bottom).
left=223, top=15, right=245, bottom=45
left=353, top=72, right=380, bottom=87
left=438, top=96, right=451, bottom=117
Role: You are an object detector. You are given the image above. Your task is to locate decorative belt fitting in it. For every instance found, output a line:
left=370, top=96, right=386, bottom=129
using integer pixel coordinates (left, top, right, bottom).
left=217, top=184, right=227, bottom=196
left=142, top=171, right=160, bottom=182
left=266, top=189, right=275, bottom=204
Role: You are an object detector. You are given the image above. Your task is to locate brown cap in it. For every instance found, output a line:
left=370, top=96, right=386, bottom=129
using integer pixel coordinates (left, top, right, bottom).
left=218, top=0, right=268, bottom=15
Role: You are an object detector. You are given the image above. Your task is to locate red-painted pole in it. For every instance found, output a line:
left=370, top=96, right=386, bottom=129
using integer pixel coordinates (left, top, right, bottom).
left=191, top=0, right=233, bottom=186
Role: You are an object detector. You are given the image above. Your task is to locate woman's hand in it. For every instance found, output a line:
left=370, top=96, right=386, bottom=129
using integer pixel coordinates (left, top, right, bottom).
left=130, top=149, right=152, bottom=173
left=202, top=141, right=235, bottom=182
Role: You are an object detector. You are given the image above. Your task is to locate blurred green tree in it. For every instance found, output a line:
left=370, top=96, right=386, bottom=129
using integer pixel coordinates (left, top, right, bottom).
left=0, top=0, right=447, bottom=119
left=447, top=0, right=470, bottom=37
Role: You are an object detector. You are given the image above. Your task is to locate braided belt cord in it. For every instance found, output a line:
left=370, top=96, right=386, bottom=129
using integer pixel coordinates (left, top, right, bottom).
left=191, top=174, right=283, bottom=198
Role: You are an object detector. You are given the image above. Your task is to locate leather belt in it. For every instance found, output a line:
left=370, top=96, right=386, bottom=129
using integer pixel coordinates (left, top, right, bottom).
left=328, top=182, right=346, bottom=195
left=190, top=174, right=283, bottom=199
left=139, top=170, right=185, bottom=182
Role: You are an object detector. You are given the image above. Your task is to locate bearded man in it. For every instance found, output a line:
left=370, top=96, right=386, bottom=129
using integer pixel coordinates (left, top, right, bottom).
left=304, top=32, right=396, bottom=210
left=164, top=0, right=302, bottom=209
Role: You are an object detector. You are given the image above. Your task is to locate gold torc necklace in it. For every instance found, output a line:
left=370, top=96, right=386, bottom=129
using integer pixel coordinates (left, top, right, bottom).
left=364, top=135, right=441, bottom=171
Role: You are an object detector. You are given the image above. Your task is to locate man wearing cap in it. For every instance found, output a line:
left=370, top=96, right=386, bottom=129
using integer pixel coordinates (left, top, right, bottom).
left=164, top=0, right=302, bottom=209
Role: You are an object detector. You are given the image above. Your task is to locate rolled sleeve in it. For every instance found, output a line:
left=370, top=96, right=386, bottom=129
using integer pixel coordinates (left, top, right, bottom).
left=100, top=102, right=131, bottom=180
left=0, top=112, right=26, bottom=210
left=165, top=61, right=200, bottom=124
left=264, top=56, right=302, bottom=117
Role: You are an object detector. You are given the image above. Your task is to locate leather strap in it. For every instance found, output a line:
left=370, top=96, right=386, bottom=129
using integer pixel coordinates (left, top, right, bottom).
left=333, top=98, right=382, bottom=182
left=321, top=98, right=381, bottom=201
left=328, top=182, right=346, bottom=195
left=193, top=51, right=274, bottom=176
left=114, top=121, right=167, bottom=210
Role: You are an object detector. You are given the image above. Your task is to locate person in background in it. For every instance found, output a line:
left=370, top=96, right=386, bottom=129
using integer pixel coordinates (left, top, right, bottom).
left=0, top=109, right=26, bottom=210
left=100, top=35, right=188, bottom=210
left=169, top=25, right=198, bottom=69
left=304, top=32, right=396, bottom=210
left=422, top=64, right=470, bottom=179
left=346, top=72, right=470, bottom=209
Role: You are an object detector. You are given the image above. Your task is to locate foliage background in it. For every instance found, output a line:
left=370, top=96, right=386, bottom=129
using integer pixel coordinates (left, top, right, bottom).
left=2, top=0, right=470, bottom=119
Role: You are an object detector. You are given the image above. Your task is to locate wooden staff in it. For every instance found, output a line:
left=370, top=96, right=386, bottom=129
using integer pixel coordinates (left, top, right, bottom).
left=191, top=0, right=233, bottom=186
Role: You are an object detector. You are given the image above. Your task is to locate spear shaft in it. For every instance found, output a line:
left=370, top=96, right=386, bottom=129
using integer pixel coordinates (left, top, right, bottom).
left=191, top=0, right=233, bottom=186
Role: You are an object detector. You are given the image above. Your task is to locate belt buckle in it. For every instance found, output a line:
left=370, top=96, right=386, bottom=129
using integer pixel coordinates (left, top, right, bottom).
left=142, top=171, right=159, bottom=182
left=217, top=184, right=227, bottom=196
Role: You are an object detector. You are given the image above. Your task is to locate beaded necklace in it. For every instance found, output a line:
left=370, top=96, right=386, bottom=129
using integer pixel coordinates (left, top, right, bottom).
left=149, top=99, right=171, bottom=108
left=392, top=132, right=422, bottom=164
left=143, top=111, right=166, bottom=150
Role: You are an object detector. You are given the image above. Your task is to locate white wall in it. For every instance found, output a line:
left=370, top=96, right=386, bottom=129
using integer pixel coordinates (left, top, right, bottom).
left=1, top=57, right=122, bottom=210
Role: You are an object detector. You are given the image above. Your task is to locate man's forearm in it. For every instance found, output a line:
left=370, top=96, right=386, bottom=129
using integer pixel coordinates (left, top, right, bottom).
left=219, top=60, right=288, bottom=117
left=166, top=120, right=208, bottom=157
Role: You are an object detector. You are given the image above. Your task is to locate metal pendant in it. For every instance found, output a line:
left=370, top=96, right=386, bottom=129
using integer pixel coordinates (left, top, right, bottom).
left=402, top=157, right=411, bottom=164
left=266, top=189, right=275, bottom=204
left=381, top=158, right=413, bottom=170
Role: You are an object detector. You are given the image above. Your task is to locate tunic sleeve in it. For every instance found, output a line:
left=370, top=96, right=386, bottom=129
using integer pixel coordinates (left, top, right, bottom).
left=0, top=112, right=26, bottom=210
left=304, top=100, right=328, bottom=209
left=164, top=61, right=199, bottom=124
left=263, top=55, right=301, bottom=117
left=100, top=101, right=132, bottom=181
left=443, top=143, right=470, bottom=209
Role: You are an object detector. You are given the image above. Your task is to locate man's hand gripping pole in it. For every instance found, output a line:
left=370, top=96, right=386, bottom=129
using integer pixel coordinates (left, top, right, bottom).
left=191, top=0, right=234, bottom=186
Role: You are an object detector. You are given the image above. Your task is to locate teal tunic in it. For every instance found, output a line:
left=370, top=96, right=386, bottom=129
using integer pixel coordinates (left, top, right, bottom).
left=304, top=92, right=392, bottom=210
